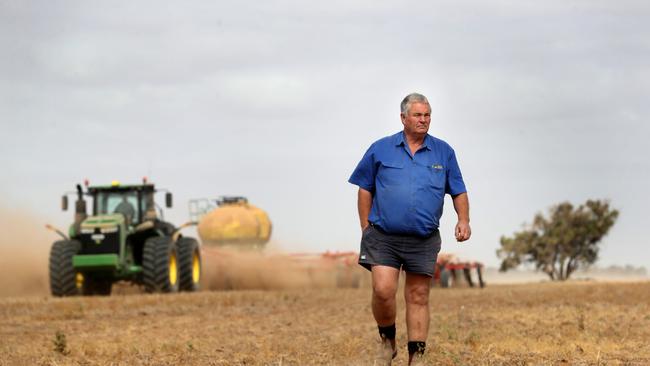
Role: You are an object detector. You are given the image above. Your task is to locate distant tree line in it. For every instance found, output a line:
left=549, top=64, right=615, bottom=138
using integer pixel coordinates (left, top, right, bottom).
left=497, top=199, right=619, bottom=281
left=583, top=265, right=647, bottom=276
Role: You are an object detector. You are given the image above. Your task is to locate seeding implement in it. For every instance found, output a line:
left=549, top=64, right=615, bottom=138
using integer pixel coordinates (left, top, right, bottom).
left=433, top=253, right=486, bottom=288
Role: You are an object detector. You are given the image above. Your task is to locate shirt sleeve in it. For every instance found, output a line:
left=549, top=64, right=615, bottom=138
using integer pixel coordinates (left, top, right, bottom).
left=348, top=144, right=377, bottom=193
left=446, top=148, right=467, bottom=196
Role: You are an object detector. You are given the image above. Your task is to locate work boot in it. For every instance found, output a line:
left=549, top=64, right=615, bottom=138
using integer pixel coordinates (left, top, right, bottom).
left=373, top=335, right=397, bottom=366
left=407, top=341, right=427, bottom=365
left=409, top=352, right=426, bottom=366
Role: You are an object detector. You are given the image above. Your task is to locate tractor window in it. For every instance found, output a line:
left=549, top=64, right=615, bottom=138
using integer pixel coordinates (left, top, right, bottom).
left=97, top=192, right=139, bottom=224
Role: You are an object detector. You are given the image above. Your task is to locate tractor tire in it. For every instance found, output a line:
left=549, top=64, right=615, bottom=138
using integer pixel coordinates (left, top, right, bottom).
left=142, top=236, right=179, bottom=293
left=177, top=237, right=201, bottom=292
left=440, top=268, right=452, bottom=288
left=49, top=240, right=82, bottom=297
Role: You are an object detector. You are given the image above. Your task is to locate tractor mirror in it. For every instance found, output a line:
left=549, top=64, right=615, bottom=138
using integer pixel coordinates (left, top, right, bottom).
left=61, top=196, right=68, bottom=211
left=165, top=192, right=173, bottom=208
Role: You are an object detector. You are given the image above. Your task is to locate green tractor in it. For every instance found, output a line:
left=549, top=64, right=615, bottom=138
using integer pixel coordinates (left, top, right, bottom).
left=48, top=181, right=201, bottom=296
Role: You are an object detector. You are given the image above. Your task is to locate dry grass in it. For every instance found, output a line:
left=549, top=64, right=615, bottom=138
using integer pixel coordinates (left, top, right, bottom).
left=1, top=281, right=649, bottom=365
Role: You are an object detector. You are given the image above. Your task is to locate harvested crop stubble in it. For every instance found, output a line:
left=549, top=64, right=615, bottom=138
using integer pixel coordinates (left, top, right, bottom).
left=1, top=281, right=649, bottom=365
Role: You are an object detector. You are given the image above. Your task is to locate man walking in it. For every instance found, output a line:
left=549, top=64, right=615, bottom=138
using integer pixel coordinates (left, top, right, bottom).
left=348, top=93, right=471, bottom=365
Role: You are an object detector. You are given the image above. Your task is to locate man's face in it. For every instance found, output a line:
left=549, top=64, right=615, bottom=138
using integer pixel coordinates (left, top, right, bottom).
left=401, top=102, right=431, bottom=136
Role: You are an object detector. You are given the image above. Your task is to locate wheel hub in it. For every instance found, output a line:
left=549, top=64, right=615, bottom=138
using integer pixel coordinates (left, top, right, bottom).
left=192, top=252, right=200, bottom=284
left=169, top=252, right=178, bottom=286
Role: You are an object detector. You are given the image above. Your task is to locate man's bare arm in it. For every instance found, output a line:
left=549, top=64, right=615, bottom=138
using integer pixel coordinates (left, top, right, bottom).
left=357, top=188, right=373, bottom=231
left=451, top=192, right=471, bottom=242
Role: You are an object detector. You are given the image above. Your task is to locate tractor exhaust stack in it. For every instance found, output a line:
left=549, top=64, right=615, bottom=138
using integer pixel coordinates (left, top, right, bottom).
left=74, top=184, right=87, bottom=234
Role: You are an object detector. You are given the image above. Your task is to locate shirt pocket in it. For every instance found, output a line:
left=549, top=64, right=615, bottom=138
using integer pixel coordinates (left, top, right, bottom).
left=377, top=161, right=404, bottom=187
left=429, top=167, right=445, bottom=189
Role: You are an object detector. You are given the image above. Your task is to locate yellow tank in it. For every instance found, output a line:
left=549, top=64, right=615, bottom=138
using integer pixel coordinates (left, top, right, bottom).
left=197, top=197, right=272, bottom=248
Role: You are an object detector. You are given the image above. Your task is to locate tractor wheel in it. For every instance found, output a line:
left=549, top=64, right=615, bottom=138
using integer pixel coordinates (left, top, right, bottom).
left=440, top=268, right=452, bottom=288
left=177, top=237, right=201, bottom=292
left=49, top=240, right=82, bottom=297
left=142, top=236, right=179, bottom=293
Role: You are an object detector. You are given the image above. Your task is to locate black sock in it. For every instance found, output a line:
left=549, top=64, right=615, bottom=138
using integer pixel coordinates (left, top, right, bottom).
left=378, top=324, right=396, bottom=339
left=408, top=341, right=426, bottom=355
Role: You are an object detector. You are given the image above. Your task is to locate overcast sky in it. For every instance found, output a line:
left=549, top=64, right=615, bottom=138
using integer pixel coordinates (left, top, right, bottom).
left=1, top=1, right=649, bottom=267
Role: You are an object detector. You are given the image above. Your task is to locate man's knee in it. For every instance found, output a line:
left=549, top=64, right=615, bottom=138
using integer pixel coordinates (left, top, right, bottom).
left=373, top=282, right=397, bottom=302
left=372, top=266, right=399, bottom=302
left=405, top=283, right=430, bottom=306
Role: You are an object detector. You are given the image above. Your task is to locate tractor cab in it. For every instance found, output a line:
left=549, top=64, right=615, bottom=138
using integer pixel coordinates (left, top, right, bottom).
left=61, top=181, right=173, bottom=231
left=87, top=182, right=170, bottom=227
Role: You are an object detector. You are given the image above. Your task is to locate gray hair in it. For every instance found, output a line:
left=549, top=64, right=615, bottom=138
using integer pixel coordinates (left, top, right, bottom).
left=400, top=93, right=430, bottom=115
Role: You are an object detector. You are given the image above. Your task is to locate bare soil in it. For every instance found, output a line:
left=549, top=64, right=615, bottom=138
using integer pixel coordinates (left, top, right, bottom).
left=2, top=210, right=649, bottom=364
left=1, top=281, right=649, bottom=365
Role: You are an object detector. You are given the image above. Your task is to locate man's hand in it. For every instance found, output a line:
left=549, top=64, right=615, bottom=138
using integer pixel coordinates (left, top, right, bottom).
left=451, top=192, right=470, bottom=242
left=361, top=221, right=369, bottom=231
left=358, top=188, right=373, bottom=233
left=455, top=220, right=471, bottom=242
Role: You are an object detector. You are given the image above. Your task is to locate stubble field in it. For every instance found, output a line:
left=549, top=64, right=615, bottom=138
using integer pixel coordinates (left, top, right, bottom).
left=1, top=211, right=649, bottom=365
left=1, top=281, right=649, bottom=366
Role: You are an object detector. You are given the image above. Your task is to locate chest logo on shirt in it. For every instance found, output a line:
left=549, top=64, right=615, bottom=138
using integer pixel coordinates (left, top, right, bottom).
left=431, top=164, right=443, bottom=170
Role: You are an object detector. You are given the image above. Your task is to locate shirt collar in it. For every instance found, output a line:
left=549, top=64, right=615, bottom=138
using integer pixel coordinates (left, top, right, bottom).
left=394, top=131, right=432, bottom=151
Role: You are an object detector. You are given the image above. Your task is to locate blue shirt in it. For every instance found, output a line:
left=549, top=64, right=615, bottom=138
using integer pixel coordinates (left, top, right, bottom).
left=348, top=131, right=467, bottom=236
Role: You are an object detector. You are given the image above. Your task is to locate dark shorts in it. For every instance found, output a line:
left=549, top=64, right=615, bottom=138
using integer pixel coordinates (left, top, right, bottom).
left=358, top=225, right=442, bottom=277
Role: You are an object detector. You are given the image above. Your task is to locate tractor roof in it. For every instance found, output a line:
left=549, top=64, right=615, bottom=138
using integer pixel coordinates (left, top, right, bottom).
left=88, top=183, right=156, bottom=193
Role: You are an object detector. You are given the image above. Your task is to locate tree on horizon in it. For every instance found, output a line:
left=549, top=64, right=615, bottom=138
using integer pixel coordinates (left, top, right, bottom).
left=497, top=199, right=619, bottom=281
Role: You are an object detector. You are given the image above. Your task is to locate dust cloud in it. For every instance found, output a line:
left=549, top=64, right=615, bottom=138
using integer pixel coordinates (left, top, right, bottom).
left=200, top=246, right=363, bottom=290
left=483, top=267, right=648, bottom=284
left=0, top=209, right=52, bottom=297
left=0, top=206, right=363, bottom=298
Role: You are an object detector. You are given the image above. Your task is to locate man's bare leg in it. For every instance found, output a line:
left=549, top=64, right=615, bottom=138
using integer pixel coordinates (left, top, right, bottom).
left=372, top=265, right=400, bottom=325
left=404, top=272, right=431, bottom=365
left=371, top=265, right=400, bottom=360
